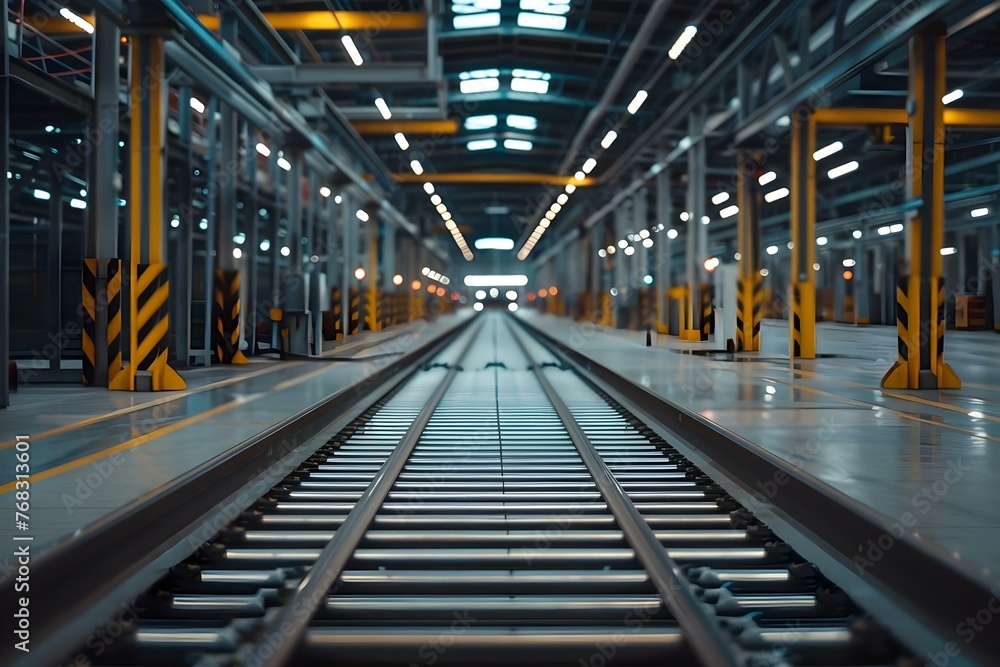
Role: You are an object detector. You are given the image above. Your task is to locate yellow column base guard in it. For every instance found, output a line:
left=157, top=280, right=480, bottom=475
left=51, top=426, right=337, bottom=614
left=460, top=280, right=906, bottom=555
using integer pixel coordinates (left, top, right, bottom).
left=655, top=323, right=670, bottom=335
left=108, top=361, right=187, bottom=391
left=680, top=329, right=702, bottom=341
left=230, top=350, right=249, bottom=365
left=881, top=360, right=962, bottom=389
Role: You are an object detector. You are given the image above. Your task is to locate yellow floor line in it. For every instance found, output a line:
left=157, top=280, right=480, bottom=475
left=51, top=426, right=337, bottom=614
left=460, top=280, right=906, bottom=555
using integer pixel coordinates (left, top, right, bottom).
left=0, top=363, right=337, bottom=495
left=880, top=390, right=1000, bottom=424
left=762, top=377, right=1000, bottom=443
left=0, top=362, right=298, bottom=450
left=776, top=366, right=1000, bottom=423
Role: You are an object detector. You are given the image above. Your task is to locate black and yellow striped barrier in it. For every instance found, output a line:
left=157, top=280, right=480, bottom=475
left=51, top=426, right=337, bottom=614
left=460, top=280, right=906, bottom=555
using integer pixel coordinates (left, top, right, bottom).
left=700, top=283, right=714, bottom=340
left=790, top=283, right=816, bottom=359
left=882, top=276, right=962, bottom=389
left=600, top=293, right=614, bottom=327
left=82, top=259, right=98, bottom=386
left=638, top=288, right=652, bottom=330
left=736, top=274, right=762, bottom=351
left=110, top=263, right=185, bottom=391
left=348, top=287, right=360, bottom=335
left=212, top=269, right=248, bottom=365
left=107, top=259, right=123, bottom=385
left=331, top=288, right=343, bottom=340
left=364, top=288, right=381, bottom=332
left=83, top=259, right=124, bottom=387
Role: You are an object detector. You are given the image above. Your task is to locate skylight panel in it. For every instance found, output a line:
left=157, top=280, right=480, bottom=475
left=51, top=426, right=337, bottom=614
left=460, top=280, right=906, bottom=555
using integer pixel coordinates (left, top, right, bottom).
left=453, top=12, right=501, bottom=29
left=506, top=114, right=538, bottom=130
left=460, top=78, right=500, bottom=94
left=453, top=0, right=502, bottom=12
left=517, top=12, right=567, bottom=30
left=504, top=139, right=533, bottom=151
left=511, top=69, right=551, bottom=94
left=511, top=69, right=550, bottom=80
left=519, top=0, right=571, bottom=14
left=467, top=139, right=498, bottom=151
left=465, top=114, right=499, bottom=130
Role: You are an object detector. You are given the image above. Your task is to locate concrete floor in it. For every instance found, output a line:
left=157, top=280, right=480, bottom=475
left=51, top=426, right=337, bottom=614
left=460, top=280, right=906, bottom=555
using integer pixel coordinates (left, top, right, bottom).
left=0, top=314, right=469, bottom=567
left=519, top=312, right=1000, bottom=589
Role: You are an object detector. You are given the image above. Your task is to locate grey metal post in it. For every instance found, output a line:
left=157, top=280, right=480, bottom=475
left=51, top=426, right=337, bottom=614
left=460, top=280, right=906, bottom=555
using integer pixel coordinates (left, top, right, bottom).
left=656, top=164, right=672, bottom=325
left=217, top=104, right=238, bottom=271
left=288, top=155, right=303, bottom=271
left=246, top=123, right=259, bottom=353
left=85, top=13, right=121, bottom=385
left=686, top=108, right=707, bottom=332
left=203, top=98, right=219, bottom=364
left=325, top=191, right=340, bottom=308
left=340, top=194, right=353, bottom=336
left=0, top=5, right=8, bottom=405
left=383, top=220, right=396, bottom=290
left=634, top=188, right=648, bottom=284
left=173, top=86, right=194, bottom=367
left=48, top=169, right=64, bottom=370
left=854, top=238, right=868, bottom=324
left=87, top=13, right=120, bottom=260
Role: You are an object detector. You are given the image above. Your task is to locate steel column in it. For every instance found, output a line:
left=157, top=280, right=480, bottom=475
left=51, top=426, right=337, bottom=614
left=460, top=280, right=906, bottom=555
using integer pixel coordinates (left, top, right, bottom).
left=87, top=14, right=121, bottom=260
left=289, top=155, right=304, bottom=269
left=789, top=109, right=817, bottom=359
left=173, top=87, right=193, bottom=367
left=366, top=215, right=380, bottom=331
left=655, top=164, right=671, bottom=334
left=111, top=35, right=185, bottom=390
left=84, top=14, right=121, bottom=386
left=340, top=194, right=353, bottom=336
left=203, top=98, right=219, bottom=366
left=682, top=110, right=706, bottom=340
left=217, top=104, right=239, bottom=271
left=383, top=220, right=396, bottom=291
left=854, top=238, right=870, bottom=325
left=613, top=210, right=626, bottom=327
left=882, top=23, right=961, bottom=389
left=0, top=5, right=8, bottom=406
left=246, top=122, right=259, bottom=355
left=736, top=151, right=762, bottom=351
left=47, top=169, right=64, bottom=370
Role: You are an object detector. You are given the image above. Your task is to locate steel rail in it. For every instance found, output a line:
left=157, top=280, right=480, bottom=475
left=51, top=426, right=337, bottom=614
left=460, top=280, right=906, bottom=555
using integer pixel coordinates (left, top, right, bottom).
left=506, top=320, right=743, bottom=667
left=0, top=318, right=472, bottom=667
left=514, top=314, right=1000, bottom=664
left=248, top=320, right=483, bottom=667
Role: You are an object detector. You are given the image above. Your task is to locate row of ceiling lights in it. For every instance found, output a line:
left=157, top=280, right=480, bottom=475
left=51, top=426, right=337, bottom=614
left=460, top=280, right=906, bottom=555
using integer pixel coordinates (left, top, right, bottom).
left=518, top=24, right=700, bottom=261
left=423, top=182, right=474, bottom=260
left=702, top=89, right=969, bottom=222
left=515, top=183, right=577, bottom=259
left=596, top=224, right=665, bottom=258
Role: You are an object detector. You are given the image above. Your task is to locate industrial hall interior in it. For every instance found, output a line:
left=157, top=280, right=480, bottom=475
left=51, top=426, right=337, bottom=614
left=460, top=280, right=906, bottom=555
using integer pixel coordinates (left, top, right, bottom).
left=3, top=0, right=1000, bottom=666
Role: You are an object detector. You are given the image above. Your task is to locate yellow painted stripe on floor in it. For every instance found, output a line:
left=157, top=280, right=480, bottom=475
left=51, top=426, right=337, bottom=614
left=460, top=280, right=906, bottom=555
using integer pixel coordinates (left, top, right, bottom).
left=762, top=377, right=1000, bottom=443
left=0, top=400, right=242, bottom=495
left=0, top=362, right=298, bottom=450
left=0, top=363, right=338, bottom=495
left=881, top=390, right=1000, bottom=424
left=777, top=365, right=1000, bottom=423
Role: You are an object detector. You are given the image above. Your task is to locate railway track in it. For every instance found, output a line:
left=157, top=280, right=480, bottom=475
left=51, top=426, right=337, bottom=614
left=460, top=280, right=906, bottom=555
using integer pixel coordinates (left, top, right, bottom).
left=55, top=313, right=909, bottom=666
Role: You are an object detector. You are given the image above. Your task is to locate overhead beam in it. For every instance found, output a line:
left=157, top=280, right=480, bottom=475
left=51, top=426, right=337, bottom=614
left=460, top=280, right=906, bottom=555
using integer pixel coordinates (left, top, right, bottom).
left=733, top=0, right=969, bottom=144
left=252, top=63, right=433, bottom=85
left=813, top=107, right=909, bottom=126
left=392, top=173, right=596, bottom=186
left=197, top=11, right=425, bottom=32
left=352, top=120, right=458, bottom=135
